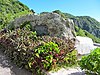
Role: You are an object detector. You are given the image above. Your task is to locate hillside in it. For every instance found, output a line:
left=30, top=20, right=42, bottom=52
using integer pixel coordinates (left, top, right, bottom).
left=0, top=0, right=31, bottom=29
left=53, top=10, right=100, bottom=43
left=72, top=16, right=100, bottom=38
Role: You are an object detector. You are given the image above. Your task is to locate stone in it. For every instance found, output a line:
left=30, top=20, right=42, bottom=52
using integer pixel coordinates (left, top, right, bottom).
left=75, top=36, right=95, bottom=55
left=8, top=13, right=75, bottom=39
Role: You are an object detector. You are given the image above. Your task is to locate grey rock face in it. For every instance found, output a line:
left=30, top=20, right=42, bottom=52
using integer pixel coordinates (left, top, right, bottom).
left=8, top=13, right=75, bottom=39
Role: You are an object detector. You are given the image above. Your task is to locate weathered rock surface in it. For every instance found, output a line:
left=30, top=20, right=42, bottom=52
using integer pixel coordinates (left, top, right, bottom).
left=8, top=13, right=75, bottom=38
left=75, top=36, right=95, bottom=55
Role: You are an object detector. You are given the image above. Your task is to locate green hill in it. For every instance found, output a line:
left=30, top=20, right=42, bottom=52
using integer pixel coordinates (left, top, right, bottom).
left=72, top=16, right=100, bottom=38
left=0, top=0, right=31, bottom=29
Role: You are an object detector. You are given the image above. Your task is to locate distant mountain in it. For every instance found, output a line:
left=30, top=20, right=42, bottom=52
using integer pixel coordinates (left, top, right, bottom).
left=71, top=16, right=100, bottom=38
left=53, top=10, right=100, bottom=43
left=0, top=0, right=30, bottom=29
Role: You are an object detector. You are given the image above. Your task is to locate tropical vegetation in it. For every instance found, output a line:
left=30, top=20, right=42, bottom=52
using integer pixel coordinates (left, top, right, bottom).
left=0, top=26, right=77, bottom=74
left=79, top=48, right=100, bottom=75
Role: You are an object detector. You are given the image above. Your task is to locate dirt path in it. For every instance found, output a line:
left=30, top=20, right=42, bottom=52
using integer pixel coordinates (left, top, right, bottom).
left=0, top=49, right=32, bottom=75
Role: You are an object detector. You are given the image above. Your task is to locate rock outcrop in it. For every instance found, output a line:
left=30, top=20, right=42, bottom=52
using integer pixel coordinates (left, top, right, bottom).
left=8, top=13, right=75, bottom=39
left=75, top=36, right=95, bottom=55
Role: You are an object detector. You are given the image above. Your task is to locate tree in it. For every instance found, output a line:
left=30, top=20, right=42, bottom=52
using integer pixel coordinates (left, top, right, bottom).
left=31, top=9, right=35, bottom=14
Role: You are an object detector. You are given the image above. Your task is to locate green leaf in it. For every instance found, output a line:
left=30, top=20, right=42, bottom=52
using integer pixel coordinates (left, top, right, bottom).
left=36, top=53, right=39, bottom=57
left=28, top=62, right=32, bottom=68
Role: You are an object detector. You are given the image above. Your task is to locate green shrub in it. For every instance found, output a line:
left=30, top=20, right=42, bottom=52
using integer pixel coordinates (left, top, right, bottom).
left=79, top=48, right=100, bottom=75
left=28, top=42, right=60, bottom=72
left=0, top=28, right=77, bottom=74
left=53, top=10, right=66, bottom=19
left=0, top=28, right=37, bottom=66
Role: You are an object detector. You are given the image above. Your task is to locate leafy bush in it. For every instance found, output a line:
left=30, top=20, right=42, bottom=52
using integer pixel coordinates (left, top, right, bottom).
left=28, top=42, right=60, bottom=73
left=0, top=28, right=77, bottom=74
left=79, top=48, right=100, bottom=75
left=53, top=10, right=66, bottom=19
left=0, top=28, right=37, bottom=66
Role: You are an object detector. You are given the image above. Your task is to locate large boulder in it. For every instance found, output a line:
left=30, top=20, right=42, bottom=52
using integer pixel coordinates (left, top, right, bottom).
left=75, top=36, right=95, bottom=55
left=8, top=13, right=75, bottom=39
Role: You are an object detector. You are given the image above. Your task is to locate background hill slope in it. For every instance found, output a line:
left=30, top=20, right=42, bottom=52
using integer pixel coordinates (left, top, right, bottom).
left=0, top=0, right=30, bottom=29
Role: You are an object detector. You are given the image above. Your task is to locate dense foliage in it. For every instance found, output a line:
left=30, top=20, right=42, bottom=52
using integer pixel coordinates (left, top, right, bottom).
left=79, top=48, right=100, bottom=75
left=0, top=0, right=31, bottom=29
left=53, top=10, right=67, bottom=19
left=0, top=28, right=77, bottom=74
